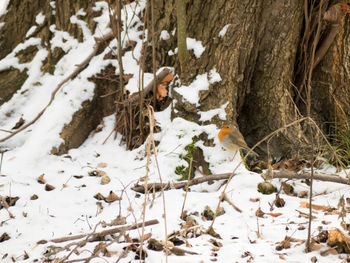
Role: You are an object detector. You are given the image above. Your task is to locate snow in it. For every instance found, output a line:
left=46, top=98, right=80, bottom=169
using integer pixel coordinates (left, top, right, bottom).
left=35, top=12, right=45, bottom=25
left=186, top=37, right=205, bottom=58
left=174, top=68, right=221, bottom=106
left=0, top=0, right=10, bottom=18
left=219, top=24, right=231, bottom=38
left=199, top=102, right=228, bottom=122
left=160, top=30, right=170, bottom=40
left=0, top=1, right=350, bottom=263
left=25, top=26, right=37, bottom=38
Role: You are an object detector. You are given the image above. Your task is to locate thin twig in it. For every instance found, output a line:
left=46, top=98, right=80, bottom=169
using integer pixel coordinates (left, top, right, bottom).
left=48, top=219, right=159, bottom=244
left=306, top=0, right=323, bottom=252
left=148, top=105, right=168, bottom=263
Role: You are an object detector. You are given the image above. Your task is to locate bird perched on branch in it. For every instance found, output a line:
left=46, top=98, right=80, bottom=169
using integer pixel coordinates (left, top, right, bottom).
left=218, top=125, right=257, bottom=157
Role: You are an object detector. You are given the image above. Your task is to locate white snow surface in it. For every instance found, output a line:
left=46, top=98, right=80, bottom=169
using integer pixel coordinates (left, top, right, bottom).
left=174, top=68, right=221, bottom=106
left=0, top=2, right=349, bottom=263
left=0, top=0, right=10, bottom=18
left=186, top=37, right=205, bottom=58
left=219, top=24, right=231, bottom=38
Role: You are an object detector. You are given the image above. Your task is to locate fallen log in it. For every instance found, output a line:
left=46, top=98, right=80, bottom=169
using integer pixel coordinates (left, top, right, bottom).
left=131, top=171, right=350, bottom=193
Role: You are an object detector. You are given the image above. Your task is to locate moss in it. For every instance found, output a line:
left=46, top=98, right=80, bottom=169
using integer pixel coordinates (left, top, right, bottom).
left=175, top=137, right=198, bottom=181
left=257, top=182, right=277, bottom=195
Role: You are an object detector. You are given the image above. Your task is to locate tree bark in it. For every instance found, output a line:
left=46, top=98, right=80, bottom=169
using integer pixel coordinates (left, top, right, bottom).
left=150, top=0, right=307, bottom=157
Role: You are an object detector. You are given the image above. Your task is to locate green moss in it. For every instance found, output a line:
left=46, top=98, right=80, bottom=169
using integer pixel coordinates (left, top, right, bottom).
left=175, top=137, right=198, bottom=181
left=257, top=182, right=277, bottom=195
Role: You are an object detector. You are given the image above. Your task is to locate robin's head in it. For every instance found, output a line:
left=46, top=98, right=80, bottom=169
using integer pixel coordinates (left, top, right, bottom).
left=218, top=125, right=234, bottom=142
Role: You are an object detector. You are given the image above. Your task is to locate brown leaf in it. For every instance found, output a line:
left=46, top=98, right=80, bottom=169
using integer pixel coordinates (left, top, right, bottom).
left=300, top=201, right=329, bottom=211
left=123, top=74, right=133, bottom=83
left=327, top=229, right=350, bottom=253
left=12, top=117, right=25, bottom=130
left=267, top=212, right=282, bottom=217
left=45, top=184, right=55, bottom=191
left=100, top=175, right=111, bottom=185
left=94, top=193, right=105, bottom=200
left=310, top=241, right=324, bottom=251
left=37, top=174, right=46, bottom=184
left=255, top=207, right=265, bottom=218
left=97, top=162, right=108, bottom=168
left=161, top=73, right=174, bottom=83
left=206, top=226, right=222, bottom=239
left=104, top=191, right=120, bottom=203
left=30, top=194, right=38, bottom=200
left=320, top=247, right=338, bottom=256
left=156, top=84, right=168, bottom=101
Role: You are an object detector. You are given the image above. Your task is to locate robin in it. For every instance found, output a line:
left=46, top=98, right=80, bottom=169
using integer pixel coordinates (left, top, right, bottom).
left=218, top=125, right=257, bottom=156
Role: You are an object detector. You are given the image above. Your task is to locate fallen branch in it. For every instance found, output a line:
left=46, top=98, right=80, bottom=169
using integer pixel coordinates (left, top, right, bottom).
left=123, top=68, right=170, bottom=104
left=131, top=174, right=231, bottom=193
left=131, top=171, right=350, bottom=193
left=0, top=32, right=114, bottom=143
left=46, top=219, right=159, bottom=244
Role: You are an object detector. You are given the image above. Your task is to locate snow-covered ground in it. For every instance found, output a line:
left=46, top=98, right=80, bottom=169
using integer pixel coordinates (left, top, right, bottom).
left=0, top=1, right=350, bottom=262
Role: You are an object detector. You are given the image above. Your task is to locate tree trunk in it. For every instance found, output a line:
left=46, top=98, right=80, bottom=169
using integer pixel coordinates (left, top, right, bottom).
left=149, top=0, right=307, bottom=157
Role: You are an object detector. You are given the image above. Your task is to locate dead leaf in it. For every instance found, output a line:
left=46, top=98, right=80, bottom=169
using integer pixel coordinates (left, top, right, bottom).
left=161, top=73, right=174, bottom=83
left=30, top=194, right=38, bottom=200
left=255, top=207, right=265, bottom=218
left=0, top=232, right=10, bottom=242
left=320, top=247, right=338, bottom=256
left=94, top=193, right=105, bottom=200
left=300, top=201, right=329, bottom=211
left=88, top=170, right=106, bottom=177
left=123, top=74, right=133, bottom=83
left=104, top=191, right=120, bottom=203
left=206, top=226, right=222, bottom=239
left=100, top=175, right=111, bottom=185
left=310, top=241, right=324, bottom=251
left=97, top=162, right=108, bottom=168
left=156, top=83, right=168, bottom=101
left=249, top=198, right=260, bottom=202
left=147, top=238, right=164, bottom=251
left=142, top=233, right=152, bottom=241
left=45, top=184, right=55, bottom=191
left=267, top=212, right=282, bottom=217
left=298, top=191, right=308, bottom=198
left=37, top=174, right=46, bottom=184
left=276, top=238, right=290, bottom=251
left=12, top=117, right=25, bottom=130
left=327, top=229, right=350, bottom=253
left=185, top=239, right=192, bottom=248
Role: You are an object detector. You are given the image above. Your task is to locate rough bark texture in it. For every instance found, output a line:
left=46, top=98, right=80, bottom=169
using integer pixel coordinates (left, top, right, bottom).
left=149, top=0, right=306, bottom=157
left=312, top=14, right=350, bottom=128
